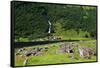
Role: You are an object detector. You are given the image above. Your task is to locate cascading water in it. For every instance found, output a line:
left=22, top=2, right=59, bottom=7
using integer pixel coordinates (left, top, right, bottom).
left=48, top=20, right=51, bottom=33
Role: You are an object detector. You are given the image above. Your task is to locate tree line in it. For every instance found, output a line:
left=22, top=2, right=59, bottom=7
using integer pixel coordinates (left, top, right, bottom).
left=13, top=1, right=97, bottom=40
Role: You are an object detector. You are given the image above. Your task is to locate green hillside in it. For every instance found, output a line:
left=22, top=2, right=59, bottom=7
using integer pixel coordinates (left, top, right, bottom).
left=13, top=1, right=97, bottom=42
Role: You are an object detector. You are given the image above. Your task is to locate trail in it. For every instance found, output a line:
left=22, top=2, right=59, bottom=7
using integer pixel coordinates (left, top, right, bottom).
left=23, top=57, right=28, bottom=66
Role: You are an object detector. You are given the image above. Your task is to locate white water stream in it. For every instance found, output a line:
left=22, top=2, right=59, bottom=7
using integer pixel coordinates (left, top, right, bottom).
left=48, top=20, right=51, bottom=33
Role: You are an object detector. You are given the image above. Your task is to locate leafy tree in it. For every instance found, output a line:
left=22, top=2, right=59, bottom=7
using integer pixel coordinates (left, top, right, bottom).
left=13, top=1, right=97, bottom=41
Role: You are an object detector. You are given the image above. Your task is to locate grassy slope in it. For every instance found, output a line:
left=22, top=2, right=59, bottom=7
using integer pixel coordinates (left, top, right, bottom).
left=15, top=40, right=97, bottom=66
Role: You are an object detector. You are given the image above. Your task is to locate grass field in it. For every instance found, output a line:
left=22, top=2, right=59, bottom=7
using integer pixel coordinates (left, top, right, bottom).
left=15, top=40, right=97, bottom=66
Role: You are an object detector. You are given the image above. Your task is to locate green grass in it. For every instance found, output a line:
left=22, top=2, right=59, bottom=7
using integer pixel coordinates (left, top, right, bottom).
left=27, top=54, right=70, bottom=65
left=62, top=37, right=92, bottom=40
left=15, top=35, right=92, bottom=42
left=15, top=40, right=97, bottom=66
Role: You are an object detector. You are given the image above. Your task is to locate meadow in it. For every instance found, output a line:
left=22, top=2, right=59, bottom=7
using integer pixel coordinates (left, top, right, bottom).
left=15, top=40, right=97, bottom=66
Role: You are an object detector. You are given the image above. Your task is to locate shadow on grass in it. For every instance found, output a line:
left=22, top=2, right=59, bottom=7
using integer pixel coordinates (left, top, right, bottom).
left=15, top=40, right=80, bottom=48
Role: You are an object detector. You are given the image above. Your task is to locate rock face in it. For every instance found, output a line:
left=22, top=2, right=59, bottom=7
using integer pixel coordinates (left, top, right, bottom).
left=57, top=42, right=95, bottom=59
left=78, top=46, right=94, bottom=59
left=16, top=47, right=49, bottom=57
left=57, top=42, right=75, bottom=57
left=58, top=43, right=74, bottom=53
left=57, top=42, right=75, bottom=59
left=16, top=42, right=95, bottom=60
left=16, top=47, right=49, bottom=66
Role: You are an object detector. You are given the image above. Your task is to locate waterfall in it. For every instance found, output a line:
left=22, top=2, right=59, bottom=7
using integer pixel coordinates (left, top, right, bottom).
left=48, top=20, right=51, bottom=33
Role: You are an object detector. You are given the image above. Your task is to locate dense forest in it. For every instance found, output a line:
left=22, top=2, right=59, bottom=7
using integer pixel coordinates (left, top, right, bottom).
left=13, top=2, right=97, bottom=42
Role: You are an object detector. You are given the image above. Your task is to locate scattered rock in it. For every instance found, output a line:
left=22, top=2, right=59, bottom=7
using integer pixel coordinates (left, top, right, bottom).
left=78, top=46, right=94, bottom=59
